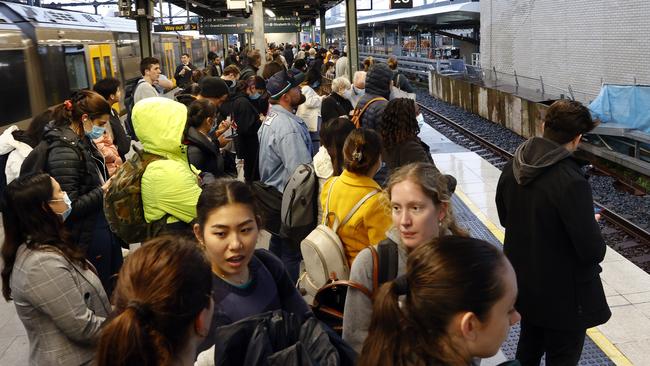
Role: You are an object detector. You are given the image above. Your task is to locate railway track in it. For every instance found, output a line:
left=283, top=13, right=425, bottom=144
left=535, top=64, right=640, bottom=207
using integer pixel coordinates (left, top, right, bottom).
left=417, top=102, right=650, bottom=267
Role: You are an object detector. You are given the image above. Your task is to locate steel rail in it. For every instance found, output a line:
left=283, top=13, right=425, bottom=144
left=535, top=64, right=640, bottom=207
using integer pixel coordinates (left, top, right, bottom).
left=417, top=102, right=650, bottom=246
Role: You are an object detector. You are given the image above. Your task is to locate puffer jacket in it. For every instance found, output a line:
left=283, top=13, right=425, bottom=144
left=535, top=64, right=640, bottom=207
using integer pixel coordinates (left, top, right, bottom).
left=132, top=97, right=202, bottom=224
left=44, top=125, right=107, bottom=246
left=185, top=126, right=225, bottom=178
left=93, top=132, right=123, bottom=177
left=356, top=63, right=392, bottom=131
left=0, top=126, right=32, bottom=185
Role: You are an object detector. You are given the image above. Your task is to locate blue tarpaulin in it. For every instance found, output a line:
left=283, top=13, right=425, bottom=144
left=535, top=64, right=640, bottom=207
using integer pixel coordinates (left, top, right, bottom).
left=588, top=85, right=650, bottom=133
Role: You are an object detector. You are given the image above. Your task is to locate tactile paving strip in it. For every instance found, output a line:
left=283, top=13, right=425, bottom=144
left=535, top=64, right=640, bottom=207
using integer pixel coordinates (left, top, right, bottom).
left=451, top=195, right=615, bottom=365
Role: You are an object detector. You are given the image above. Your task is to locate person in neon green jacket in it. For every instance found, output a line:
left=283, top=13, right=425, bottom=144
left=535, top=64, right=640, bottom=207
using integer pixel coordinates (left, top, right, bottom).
left=132, top=97, right=201, bottom=225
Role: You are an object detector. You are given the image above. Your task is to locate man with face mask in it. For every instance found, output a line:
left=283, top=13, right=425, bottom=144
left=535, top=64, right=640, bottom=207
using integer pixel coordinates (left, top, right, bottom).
left=257, top=70, right=311, bottom=282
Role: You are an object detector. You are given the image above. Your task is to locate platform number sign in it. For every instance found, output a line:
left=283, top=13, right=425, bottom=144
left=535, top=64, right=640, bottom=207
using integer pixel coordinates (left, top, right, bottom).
left=390, top=0, right=412, bottom=9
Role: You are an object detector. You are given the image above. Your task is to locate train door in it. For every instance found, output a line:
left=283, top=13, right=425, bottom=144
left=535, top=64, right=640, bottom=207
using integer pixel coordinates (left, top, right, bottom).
left=88, top=44, right=115, bottom=85
left=163, top=42, right=176, bottom=87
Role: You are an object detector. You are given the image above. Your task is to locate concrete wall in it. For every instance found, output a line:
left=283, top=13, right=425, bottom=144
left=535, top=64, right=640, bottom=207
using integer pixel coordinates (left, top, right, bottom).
left=480, top=0, right=650, bottom=103
left=429, top=73, right=548, bottom=139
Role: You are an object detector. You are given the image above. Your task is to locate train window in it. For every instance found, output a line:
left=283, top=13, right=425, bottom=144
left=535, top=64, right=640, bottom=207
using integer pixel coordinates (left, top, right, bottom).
left=65, top=46, right=89, bottom=91
left=92, top=57, right=102, bottom=83
left=104, top=56, right=112, bottom=77
left=38, top=45, right=69, bottom=106
left=0, top=50, right=31, bottom=126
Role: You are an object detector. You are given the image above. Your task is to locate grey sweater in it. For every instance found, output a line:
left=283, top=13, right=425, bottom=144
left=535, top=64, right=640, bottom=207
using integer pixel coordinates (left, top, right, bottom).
left=342, top=229, right=407, bottom=353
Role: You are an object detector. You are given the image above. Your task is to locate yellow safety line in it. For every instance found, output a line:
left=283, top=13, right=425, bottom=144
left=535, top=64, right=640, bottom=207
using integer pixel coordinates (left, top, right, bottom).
left=454, top=188, right=634, bottom=366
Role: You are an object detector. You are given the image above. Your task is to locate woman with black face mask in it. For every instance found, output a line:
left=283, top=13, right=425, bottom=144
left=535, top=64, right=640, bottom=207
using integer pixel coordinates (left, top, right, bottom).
left=185, top=99, right=227, bottom=179
left=221, top=77, right=262, bottom=182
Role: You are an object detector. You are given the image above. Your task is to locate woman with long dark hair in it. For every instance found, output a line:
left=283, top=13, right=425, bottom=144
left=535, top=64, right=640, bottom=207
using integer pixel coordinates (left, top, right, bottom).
left=185, top=99, right=225, bottom=178
left=379, top=98, right=434, bottom=175
left=26, top=90, right=123, bottom=295
left=2, top=173, right=110, bottom=365
left=96, top=235, right=213, bottom=366
left=358, top=236, right=520, bottom=366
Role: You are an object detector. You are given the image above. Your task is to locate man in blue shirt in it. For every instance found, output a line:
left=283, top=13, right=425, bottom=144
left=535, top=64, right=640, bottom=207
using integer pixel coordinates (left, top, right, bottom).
left=258, top=70, right=312, bottom=282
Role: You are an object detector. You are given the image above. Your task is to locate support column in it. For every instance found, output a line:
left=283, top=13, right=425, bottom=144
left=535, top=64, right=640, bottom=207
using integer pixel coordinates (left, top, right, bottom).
left=396, top=22, right=402, bottom=56
left=223, top=34, right=228, bottom=58
left=319, top=9, right=327, bottom=47
left=311, top=19, right=317, bottom=45
left=252, top=0, right=266, bottom=69
left=345, top=0, right=358, bottom=81
left=135, top=0, right=153, bottom=58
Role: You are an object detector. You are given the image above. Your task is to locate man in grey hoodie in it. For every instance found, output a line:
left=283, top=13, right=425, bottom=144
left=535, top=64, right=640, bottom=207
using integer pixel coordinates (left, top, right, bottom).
left=496, top=100, right=610, bottom=366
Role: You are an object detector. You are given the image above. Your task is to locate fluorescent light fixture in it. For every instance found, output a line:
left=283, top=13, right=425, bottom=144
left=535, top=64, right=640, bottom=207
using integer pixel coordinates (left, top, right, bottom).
left=264, top=8, right=276, bottom=17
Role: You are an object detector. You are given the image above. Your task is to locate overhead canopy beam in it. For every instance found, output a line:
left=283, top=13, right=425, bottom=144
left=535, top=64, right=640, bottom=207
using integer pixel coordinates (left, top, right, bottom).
left=434, top=29, right=479, bottom=44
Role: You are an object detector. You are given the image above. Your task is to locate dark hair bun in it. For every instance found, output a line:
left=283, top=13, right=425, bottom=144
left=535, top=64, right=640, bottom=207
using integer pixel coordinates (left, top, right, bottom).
left=343, top=129, right=383, bottom=176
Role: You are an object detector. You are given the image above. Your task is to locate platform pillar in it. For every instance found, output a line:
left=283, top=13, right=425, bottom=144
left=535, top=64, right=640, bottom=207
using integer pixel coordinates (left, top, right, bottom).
left=344, top=0, right=358, bottom=81
left=252, top=0, right=266, bottom=69
left=134, top=0, right=153, bottom=58
left=320, top=9, right=327, bottom=47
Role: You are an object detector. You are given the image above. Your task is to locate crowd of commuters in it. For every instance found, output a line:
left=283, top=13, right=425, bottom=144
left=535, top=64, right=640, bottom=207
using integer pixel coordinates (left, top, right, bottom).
left=0, top=39, right=610, bottom=366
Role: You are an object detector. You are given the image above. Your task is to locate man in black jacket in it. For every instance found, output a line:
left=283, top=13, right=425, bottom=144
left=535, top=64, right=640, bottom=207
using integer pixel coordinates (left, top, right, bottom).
left=174, top=53, right=196, bottom=88
left=496, top=100, right=610, bottom=366
left=92, top=77, right=130, bottom=160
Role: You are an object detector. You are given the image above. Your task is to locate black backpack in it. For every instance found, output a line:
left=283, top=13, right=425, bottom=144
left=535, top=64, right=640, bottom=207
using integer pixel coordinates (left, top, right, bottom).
left=123, top=78, right=141, bottom=141
left=311, top=239, right=399, bottom=334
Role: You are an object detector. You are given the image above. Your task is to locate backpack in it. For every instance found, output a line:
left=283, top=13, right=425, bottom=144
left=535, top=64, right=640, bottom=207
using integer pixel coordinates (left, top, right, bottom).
left=349, top=97, right=386, bottom=128
left=310, top=239, right=399, bottom=334
left=280, top=164, right=319, bottom=248
left=298, top=177, right=378, bottom=297
left=123, top=78, right=142, bottom=141
left=0, top=152, right=9, bottom=210
left=103, top=145, right=167, bottom=243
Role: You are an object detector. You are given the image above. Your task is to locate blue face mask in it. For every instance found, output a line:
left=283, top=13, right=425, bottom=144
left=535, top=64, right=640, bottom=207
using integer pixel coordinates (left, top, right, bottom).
left=51, top=192, right=72, bottom=222
left=86, top=125, right=105, bottom=140
left=249, top=92, right=261, bottom=100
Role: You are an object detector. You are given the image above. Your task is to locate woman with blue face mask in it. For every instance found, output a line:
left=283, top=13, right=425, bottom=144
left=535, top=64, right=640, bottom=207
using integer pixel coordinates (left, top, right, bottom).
left=1, top=173, right=111, bottom=366
left=27, top=90, right=123, bottom=296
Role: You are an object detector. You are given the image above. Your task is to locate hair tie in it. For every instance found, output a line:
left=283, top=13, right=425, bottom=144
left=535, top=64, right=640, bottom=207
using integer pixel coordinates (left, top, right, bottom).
left=63, top=100, right=73, bottom=111
left=393, top=275, right=409, bottom=295
left=352, top=150, right=363, bottom=162
left=127, top=301, right=153, bottom=323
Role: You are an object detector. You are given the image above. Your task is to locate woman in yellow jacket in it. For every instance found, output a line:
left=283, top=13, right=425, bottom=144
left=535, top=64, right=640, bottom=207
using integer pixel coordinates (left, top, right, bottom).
left=320, top=128, right=392, bottom=265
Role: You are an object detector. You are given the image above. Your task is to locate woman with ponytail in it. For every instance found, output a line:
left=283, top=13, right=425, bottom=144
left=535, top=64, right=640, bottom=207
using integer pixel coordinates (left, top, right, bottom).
left=319, top=128, right=392, bottom=264
left=2, top=173, right=110, bottom=365
left=96, top=235, right=214, bottom=366
left=342, top=162, right=465, bottom=352
left=25, top=90, right=123, bottom=295
left=358, top=236, right=521, bottom=366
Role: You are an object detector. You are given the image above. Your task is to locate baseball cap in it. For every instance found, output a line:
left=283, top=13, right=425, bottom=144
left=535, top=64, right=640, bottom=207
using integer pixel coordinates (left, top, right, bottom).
left=199, top=77, right=229, bottom=98
left=266, top=70, right=305, bottom=100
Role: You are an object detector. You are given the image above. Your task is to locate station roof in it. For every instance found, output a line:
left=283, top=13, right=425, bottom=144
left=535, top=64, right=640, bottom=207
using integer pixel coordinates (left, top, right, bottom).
left=326, top=0, right=480, bottom=30
left=167, top=0, right=342, bottom=21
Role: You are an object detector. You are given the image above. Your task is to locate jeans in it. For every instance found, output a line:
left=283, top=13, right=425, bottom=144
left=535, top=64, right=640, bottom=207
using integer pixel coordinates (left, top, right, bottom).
left=268, top=234, right=302, bottom=284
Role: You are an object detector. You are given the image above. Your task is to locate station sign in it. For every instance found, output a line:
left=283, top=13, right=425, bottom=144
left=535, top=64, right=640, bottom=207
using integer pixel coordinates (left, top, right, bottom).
left=199, top=16, right=300, bottom=34
left=390, top=0, right=412, bottom=9
left=153, top=23, right=198, bottom=32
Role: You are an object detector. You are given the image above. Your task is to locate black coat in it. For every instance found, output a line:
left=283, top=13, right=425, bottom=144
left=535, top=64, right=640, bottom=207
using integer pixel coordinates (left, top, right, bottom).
left=321, top=93, right=353, bottom=125
left=356, top=63, right=392, bottom=131
left=496, top=137, right=611, bottom=331
left=186, top=127, right=225, bottom=178
left=174, top=63, right=196, bottom=88
left=283, top=48, right=294, bottom=68
left=222, top=92, right=261, bottom=181
left=44, top=126, right=107, bottom=247
left=109, top=109, right=130, bottom=161
left=384, top=137, right=434, bottom=175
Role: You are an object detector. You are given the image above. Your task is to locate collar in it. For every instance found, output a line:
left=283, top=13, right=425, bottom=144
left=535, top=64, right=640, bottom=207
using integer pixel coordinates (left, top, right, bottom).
left=339, top=169, right=381, bottom=189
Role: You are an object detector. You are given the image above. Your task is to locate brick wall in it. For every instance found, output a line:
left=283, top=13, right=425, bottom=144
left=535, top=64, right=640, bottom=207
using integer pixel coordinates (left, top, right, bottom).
left=480, top=0, right=650, bottom=103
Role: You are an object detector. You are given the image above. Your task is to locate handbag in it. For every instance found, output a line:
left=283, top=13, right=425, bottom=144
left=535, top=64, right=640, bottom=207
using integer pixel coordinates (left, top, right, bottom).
left=390, top=74, right=416, bottom=100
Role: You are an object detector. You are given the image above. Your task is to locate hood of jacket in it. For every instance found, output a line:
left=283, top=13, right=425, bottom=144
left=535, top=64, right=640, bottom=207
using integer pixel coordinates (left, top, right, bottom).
left=365, top=63, right=392, bottom=99
left=132, top=97, right=188, bottom=160
left=513, top=136, right=572, bottom=186
left=0, top=126, right=31, bottom=155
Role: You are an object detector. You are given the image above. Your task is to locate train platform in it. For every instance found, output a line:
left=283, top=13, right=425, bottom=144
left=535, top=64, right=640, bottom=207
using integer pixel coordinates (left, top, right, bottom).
left=418, top=121, right=650, bottom=365
left=1, top=124, right=649, bottom=365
